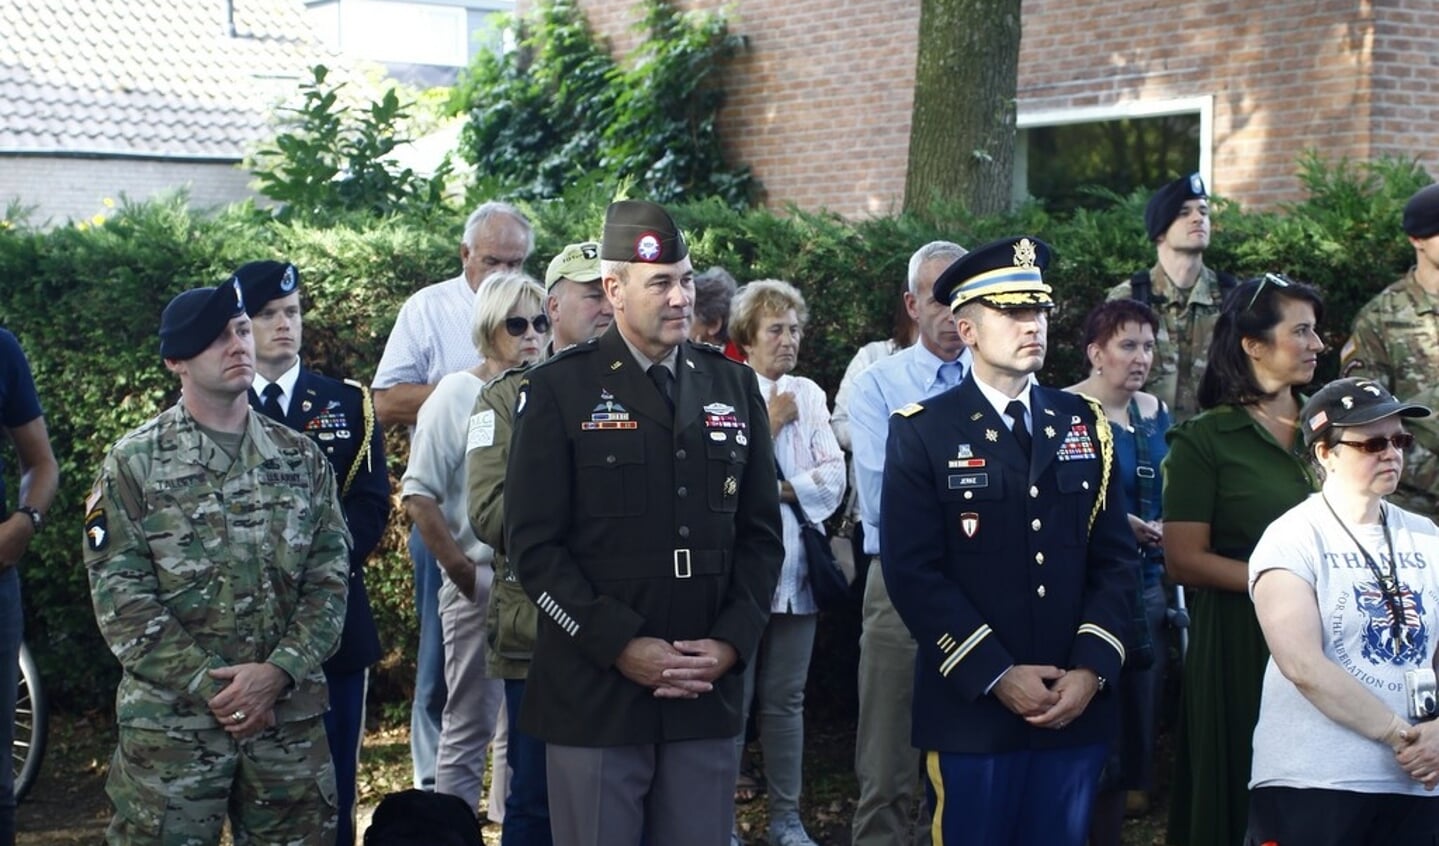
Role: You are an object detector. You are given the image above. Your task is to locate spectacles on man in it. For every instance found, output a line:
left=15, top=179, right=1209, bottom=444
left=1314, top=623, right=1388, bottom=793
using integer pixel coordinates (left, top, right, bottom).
left=1335, top=433, right=1415, bottom=454
left=505, top=315, right=551, bottom=336
left=1245, top=272, right=1294, bottom=312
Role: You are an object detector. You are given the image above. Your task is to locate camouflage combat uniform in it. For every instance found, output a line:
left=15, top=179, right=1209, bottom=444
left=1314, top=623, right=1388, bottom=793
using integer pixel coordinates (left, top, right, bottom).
left=84, top=403, right=351, bottom=845
left=1107, top=264, right=1226, bottom=423
left=1342, top=269, right=1439, bottom=518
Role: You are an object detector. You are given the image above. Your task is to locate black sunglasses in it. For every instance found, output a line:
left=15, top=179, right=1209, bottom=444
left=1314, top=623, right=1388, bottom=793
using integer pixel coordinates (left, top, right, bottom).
left=1245, top=272, right=1293, bottom=311
left=1336, top=433, right=1415, bottom=454
left=504, top=314, right=550, bottom=337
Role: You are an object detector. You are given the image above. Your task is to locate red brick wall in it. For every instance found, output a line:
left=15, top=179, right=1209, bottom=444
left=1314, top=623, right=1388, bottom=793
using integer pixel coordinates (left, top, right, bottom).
left=537, top=0, right=1433, bottom=215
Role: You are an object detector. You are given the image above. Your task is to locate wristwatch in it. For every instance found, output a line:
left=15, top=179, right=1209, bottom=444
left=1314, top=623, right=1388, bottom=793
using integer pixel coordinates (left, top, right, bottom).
left=15, top=506, right=41, bottom=531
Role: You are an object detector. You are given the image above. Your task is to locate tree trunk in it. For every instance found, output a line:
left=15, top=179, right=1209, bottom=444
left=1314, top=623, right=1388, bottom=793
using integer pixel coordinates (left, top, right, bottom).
left=903, top=0, right=1021, bottom=218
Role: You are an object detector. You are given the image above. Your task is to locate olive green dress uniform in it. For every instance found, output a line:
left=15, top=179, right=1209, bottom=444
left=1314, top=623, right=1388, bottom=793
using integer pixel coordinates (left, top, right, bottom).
left=1161, top=405, right=1317, bottom=846
left=85, top=403, right=351, bottom=844
left=1342, top=269, right=1439, bottom=517
left=504, top=326, right=785, bottom=747
left=466, top=362, right=536, bottom=679
left=1107, top=264, right=1225, bottom=422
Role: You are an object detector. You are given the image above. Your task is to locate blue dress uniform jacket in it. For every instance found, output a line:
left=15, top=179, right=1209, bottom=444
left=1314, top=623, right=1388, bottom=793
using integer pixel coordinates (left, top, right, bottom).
left=505, top=326, right=785, bottom=747
left=250, top=368, right=388, bottom=674
left=881, top=376, right=1137, bottom=754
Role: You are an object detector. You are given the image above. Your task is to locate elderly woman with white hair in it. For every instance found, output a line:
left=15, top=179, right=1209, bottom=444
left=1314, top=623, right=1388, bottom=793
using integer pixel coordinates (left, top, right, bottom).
left=727, top=279, right=846, bottom=846
left=402, top=270, right=549, bottom=815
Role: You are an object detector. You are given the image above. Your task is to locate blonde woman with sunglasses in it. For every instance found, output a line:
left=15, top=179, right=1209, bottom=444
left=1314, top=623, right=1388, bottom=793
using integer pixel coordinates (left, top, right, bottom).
left=1245, top=378, right=1439, bottom=845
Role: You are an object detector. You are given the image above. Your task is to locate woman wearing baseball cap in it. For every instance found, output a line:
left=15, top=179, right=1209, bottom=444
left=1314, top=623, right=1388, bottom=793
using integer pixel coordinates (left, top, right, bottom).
left=1246, top=377, right=1439, bottom=844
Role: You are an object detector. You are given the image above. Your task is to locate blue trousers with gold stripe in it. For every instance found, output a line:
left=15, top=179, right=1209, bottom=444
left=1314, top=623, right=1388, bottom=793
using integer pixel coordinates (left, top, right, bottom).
left=924, top=744, right=1106, bottom=846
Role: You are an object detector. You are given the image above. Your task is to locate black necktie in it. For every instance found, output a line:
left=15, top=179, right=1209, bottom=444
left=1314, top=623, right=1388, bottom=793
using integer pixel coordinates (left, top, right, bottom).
left=647, top=364, right=675, bottom=415
left=260, top=383, right=285, bottom=422
left=1006, top=400, right=1032, bottom=457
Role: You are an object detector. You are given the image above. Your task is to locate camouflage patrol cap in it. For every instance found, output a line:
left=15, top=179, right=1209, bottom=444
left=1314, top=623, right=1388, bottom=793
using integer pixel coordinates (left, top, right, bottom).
left=933, top=235, right=1054, bottom=312
left=1145, top=173, right=1207, bottom=242
left=1402, top=184, right=1439, bottom=239
left=1301, top=377, right=1431, bottom=447
left=601, top=200, right=688, bottom=264
left=158, top=280, right=245, bottom=360
left=545, top=242, right=601, bottom=291
left=231, top=260, right=300, bottom=316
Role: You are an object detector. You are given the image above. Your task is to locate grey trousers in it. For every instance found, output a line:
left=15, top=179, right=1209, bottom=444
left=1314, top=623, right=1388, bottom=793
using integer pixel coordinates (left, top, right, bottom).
left=436, top=576, right=504, bottom=812
left=547, top=737, right=739, bottom=846
left=735, top=611, right=819, bottom=822
left=852, top=562, right=931, bottom=846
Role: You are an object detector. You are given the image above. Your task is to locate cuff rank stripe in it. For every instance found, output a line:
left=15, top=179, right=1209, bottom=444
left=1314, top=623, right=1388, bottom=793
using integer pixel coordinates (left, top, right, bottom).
left=939, top=624, right=991, bottom=678
left=538, top=591, right=580, bottom=637
left=1077, top=622, right=1125, bottom=663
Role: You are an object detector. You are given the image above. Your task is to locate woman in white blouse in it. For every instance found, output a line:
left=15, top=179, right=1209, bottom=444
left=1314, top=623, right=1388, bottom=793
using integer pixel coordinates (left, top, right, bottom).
left=728, top=279, right=846, bottom=846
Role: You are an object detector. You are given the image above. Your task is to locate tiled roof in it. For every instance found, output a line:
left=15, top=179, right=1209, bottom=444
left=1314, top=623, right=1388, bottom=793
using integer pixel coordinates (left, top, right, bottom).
left=0, top=0, right=341, bottom=159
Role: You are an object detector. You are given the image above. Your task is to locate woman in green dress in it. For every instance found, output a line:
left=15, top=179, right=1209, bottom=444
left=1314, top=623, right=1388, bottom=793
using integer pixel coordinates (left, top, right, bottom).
left=1163, top=274, right=1326, bottom=846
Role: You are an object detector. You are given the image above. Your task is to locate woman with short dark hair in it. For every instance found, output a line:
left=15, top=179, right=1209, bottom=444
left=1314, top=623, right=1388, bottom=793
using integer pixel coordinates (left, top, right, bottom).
left=1163, top=274, right=1326, bottom=846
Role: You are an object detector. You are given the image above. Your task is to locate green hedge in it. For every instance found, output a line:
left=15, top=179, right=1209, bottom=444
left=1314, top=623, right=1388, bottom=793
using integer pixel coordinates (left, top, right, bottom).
left=1, top=154, right=1429, bottom=707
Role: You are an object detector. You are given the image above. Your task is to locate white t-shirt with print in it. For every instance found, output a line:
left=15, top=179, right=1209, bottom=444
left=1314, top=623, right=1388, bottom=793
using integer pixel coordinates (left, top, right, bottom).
left=1248, top=493, right=1439, bottom=795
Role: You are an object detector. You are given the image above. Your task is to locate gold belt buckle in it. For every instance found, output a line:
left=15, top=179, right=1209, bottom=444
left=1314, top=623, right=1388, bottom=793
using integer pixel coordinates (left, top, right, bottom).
left=673, top=548, right=692, bottom=579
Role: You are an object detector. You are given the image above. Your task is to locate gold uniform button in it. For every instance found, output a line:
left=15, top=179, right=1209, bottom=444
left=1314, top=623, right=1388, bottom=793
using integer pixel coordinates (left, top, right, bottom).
left=1029, top=486, right=1039, bottom=498
left=1035, top=552, right=1045, bottom=565
left=1037, top=585, right=1047, bottom=598
left=1031, top=518, right=1042, bottom=531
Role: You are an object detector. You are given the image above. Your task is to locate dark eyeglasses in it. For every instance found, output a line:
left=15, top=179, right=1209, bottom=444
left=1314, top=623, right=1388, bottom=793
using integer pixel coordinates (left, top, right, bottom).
left=1245, top=272, right=1293, bottom=311
left=1336, top=433, right=1415, bottom=454
left=504, top=315, right=550, bottom=337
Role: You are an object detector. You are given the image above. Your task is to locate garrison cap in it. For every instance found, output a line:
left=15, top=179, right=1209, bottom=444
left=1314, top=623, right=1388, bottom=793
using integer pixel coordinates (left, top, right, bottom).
left=159, top=279, right=246, bottom=360
left=934, top=236, right=1054, bottom=312
left=1301, top=377, right=1431, bottom=447
left=601, top=200, right=688, bottom=264
left=1145, top=173, right=1207, bottom=242
left=545, top=241, right=602, bottom=290
left=231, top=260, right=300, bottom=316
left=1402, top=184, right=1439, bottom=239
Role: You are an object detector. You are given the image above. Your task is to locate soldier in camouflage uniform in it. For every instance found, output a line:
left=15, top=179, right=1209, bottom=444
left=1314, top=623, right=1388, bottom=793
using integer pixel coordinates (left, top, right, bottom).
left=84, top=280, right=351, bottom=845
left=1341, top=183, right=1439, bottom=518
left=1107, top=173, right=1236, bottom=422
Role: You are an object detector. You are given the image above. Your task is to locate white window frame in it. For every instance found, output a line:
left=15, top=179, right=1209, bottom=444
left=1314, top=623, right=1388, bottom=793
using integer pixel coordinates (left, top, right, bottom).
left=1013, top=96, right=1213, bottom=206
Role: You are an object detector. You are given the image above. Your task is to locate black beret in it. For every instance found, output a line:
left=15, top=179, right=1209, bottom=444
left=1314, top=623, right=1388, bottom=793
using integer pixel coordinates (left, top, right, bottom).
left=159, top=279, right=245, bottom=360
left=933, top=236, right=1054, bottom=311
left=1145, top=173, right=1207, bottom=242
left=1402, top=184, right=1439, bottom=239
left=601, top=200, right=688, bottom=264
left=232, top=260, right=300, bottom=316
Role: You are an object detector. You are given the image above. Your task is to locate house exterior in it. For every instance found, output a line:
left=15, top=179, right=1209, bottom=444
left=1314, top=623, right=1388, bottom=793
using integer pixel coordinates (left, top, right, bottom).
left=0, top=0, right=342, bottom=226
left=553, top=0, right=1439, bottom=218
left=303, top=0, right=515, bottom=87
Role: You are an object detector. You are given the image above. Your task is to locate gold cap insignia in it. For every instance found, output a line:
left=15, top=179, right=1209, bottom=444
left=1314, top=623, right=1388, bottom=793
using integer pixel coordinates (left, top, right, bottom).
left=1013, top=238, right=1038, bottom=268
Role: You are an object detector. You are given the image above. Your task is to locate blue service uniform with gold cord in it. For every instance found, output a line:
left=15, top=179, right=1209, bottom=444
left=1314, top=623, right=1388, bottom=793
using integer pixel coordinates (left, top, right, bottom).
left=881, top=375, right=1137, bottom=755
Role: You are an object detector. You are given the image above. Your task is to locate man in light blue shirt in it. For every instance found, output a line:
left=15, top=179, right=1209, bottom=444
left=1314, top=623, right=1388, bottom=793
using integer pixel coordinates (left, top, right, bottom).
left=848, top=240, right=969, bottom=846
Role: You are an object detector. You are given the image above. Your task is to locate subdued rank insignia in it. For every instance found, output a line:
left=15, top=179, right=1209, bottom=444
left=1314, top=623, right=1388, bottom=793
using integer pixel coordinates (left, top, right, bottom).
left=960, top=512, right=979, bottom=538
left=724, top=476, right=738, bottom=496
left=985, top=429, right=998, bottom=442
left=85, top=508, right=108, bottom=552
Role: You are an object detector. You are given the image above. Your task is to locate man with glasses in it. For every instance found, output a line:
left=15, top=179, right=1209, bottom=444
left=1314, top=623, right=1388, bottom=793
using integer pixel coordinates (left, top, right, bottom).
left=372, top=201, right=534, bottom=791
left=465, top=240, right=613, bottom=845
left=1108, top=173, right=1237, bottom=422
left=1342, top=183, right=1439, bottom=518
left=502, top=201, right=783, bottom=845
left=237, top=260, right=390, bottom=846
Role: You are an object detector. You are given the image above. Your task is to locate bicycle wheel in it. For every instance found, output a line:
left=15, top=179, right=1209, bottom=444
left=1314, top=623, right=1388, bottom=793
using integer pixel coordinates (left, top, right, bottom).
left=12, top=641, right=46, bottom=803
